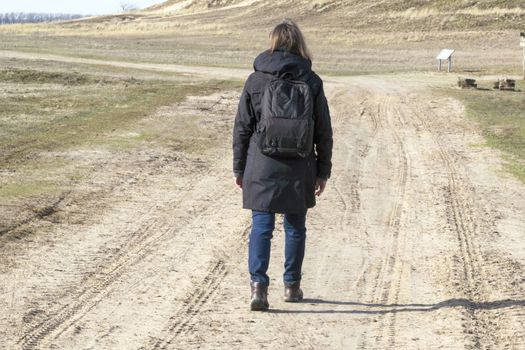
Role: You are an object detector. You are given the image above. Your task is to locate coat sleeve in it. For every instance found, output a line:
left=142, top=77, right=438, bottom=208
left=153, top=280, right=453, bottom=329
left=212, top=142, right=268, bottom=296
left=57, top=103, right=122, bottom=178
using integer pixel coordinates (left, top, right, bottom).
left=232, top=82, right=256, bottom=177
left=313, top=80, right=333, bottom=180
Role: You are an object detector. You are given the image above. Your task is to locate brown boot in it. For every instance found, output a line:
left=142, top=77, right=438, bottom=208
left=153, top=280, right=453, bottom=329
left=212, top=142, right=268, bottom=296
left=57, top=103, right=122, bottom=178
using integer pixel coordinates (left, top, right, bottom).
left=284, top=281, right=303, bottom=302
left=250, top=282, right=269, bottom=311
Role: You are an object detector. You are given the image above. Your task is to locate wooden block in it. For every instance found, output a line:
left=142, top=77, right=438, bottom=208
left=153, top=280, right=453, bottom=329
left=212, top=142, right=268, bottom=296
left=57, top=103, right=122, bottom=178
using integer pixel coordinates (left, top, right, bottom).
left=499, top=79, right=516, bottom=91
left=458, top=78, right=477, bottom=89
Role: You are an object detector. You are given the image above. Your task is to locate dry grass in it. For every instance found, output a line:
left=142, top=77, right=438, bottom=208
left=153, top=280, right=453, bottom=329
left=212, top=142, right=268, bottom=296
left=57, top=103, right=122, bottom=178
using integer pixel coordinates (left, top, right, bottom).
left=1, top=0, right=523, bottom=77
left=0, top=64, right=241, bottom=202
left=1, top=29, right=522, bottom=77
left=447, top=80, right=525, bottom=182
left=0, top=54, right=243, bottom=233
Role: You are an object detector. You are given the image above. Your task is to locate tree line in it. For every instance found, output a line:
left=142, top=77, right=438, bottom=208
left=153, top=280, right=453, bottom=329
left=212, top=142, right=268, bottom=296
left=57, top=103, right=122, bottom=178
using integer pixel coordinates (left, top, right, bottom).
left=0, top=13, right=89, bottom=25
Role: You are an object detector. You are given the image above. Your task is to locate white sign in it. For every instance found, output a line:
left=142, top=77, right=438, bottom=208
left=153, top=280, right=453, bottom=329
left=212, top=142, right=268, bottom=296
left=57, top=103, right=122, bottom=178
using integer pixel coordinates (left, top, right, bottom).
left=436, top=49, right=455, bottom=60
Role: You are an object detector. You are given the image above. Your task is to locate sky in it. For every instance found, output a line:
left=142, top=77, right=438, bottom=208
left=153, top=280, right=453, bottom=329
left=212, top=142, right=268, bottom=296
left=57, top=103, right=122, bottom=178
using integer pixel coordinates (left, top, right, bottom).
left=0, top=0, right=164, bottom=15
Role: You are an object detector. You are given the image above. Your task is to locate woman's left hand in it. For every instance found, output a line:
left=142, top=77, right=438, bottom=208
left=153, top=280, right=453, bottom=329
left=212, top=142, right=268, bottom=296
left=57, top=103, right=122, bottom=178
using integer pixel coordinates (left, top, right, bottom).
left=235, top=176, right=243, bottom=190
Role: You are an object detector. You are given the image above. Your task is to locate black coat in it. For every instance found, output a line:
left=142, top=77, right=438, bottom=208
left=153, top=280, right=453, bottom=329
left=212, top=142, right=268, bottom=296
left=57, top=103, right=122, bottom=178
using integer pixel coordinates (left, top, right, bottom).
left=232, top=49, right=333, bottom=213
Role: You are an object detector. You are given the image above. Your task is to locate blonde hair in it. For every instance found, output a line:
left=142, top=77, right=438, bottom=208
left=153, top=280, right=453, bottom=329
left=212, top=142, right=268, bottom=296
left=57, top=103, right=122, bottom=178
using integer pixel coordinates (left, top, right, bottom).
left=269, top=19, right=312, bottom=61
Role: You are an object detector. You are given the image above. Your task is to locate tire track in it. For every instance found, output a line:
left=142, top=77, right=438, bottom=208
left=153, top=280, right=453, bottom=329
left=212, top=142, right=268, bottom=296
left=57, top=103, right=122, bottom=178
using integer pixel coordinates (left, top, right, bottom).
left=408, top=97, right=505, bottom=348
left=313, top=92, right=375, bottom=309
left=369, top=95, right=410, bottom=348
left=366, top=95, right=403, bottom=300
left=141, top=224, right=252, bottom=349
left=351, top=93, right=410, bottom=350
left=332, top=96, right=378, bottom=231
left=347, top=102, right=379, bottom=213
left=147, top=260, right=228, bottom=350
left=19, top=179, right=233, bottom=349
left=16, top=91, right=241, bottom=349
left=353, top=94, right=402, bottom=350
left=0, top=192, right=69, bottom=240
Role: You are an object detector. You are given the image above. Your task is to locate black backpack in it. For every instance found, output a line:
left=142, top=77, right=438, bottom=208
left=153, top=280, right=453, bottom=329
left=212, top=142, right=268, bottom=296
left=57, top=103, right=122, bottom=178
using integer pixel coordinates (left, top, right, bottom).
left=256, top=73, right=314, bottom=159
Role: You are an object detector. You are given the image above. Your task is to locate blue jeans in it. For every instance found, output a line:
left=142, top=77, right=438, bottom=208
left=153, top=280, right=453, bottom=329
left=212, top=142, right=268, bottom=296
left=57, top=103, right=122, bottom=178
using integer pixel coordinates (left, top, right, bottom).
left=248, top=210, right=307, bottom=285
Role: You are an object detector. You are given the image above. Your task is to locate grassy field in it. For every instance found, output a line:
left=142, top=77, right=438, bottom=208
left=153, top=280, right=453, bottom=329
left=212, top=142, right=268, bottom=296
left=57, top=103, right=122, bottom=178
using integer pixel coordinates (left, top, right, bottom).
left=1, top=31, right=523, bottom=77
left=449, top=80, right=525, bottom=182
left=1, top=0, right=524, bottom=76
left=0, top=62, right=241, bottom=204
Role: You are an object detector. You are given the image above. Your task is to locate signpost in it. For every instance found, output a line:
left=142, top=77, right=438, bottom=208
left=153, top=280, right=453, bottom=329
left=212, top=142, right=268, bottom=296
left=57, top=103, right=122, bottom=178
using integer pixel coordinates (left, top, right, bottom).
left=521, top=32, right=525, bottom=78
left=436, top=49, right=455, bottom=73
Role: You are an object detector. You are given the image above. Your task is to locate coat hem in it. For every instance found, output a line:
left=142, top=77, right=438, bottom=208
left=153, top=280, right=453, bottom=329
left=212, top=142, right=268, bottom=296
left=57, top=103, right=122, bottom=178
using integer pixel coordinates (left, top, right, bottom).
left=242, top=205, right=314, bottom=214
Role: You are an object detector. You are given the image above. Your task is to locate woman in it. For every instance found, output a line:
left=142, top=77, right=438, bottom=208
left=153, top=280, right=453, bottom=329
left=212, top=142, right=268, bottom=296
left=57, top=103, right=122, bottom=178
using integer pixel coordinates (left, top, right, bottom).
left=232, top=19, right=333, bottom=311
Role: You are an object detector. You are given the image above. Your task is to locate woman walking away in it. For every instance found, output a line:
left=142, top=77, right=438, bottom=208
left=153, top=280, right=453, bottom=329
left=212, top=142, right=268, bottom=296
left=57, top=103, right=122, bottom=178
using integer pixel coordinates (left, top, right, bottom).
left=232, top=19, right=333, bottom=311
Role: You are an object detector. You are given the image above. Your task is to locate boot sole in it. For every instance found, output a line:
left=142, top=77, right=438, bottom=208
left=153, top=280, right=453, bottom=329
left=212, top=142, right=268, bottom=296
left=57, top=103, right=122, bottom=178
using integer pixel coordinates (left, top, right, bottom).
left=284, top=297, right=303, bottom=302
left=250, top=299, right=269, bottom=311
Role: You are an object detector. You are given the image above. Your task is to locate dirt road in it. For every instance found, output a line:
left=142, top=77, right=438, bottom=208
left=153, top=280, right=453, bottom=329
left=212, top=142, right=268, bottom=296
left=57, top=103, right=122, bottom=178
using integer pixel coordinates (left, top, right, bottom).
left=1, top=54, right=525, bottom=349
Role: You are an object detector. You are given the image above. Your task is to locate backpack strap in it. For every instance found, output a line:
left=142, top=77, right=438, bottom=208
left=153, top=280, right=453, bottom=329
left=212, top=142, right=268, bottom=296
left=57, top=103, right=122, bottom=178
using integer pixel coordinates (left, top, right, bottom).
left=279, top=72, right=294, bottom=80
left=258, top=71, right=278, bottom=81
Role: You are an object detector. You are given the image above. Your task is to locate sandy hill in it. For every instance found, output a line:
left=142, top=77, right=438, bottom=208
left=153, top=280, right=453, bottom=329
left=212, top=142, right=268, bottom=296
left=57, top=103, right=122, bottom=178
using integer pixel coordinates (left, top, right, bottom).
left=139, top=0, right=525, bottom=31
left=68, top=0, right=525, bottom=33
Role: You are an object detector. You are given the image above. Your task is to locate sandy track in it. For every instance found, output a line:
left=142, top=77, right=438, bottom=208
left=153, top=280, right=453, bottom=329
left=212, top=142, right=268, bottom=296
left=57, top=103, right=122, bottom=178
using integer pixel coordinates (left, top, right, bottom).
left=1, top=56, right=525, bottom=349
left=0, top=51, right=249, bottom=81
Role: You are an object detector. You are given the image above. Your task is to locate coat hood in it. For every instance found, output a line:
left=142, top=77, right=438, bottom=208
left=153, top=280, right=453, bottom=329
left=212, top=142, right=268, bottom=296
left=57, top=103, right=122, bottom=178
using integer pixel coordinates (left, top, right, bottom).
left=253, top=49, right=312, bottom=80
